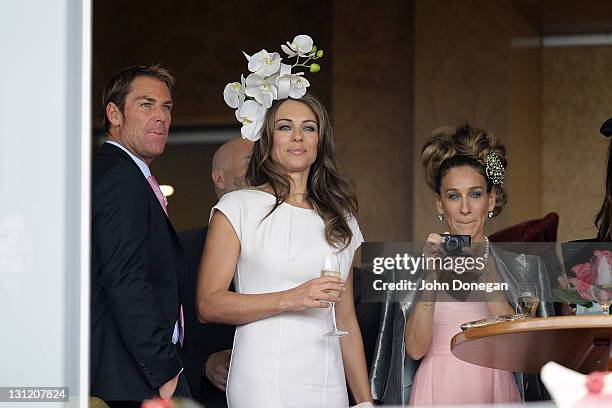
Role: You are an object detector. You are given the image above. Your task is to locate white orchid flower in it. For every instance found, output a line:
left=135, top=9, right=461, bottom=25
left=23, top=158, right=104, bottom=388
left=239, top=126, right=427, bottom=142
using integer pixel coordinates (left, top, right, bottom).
left=286, top=73, right=310, bottom=99
left=281, top=35, right=314, bottom=57
left=278, top=68, right=310, bottom=99
left=235, top=100, right=267, bottom=141
left=223, top=75, right=245, bottom=109
left=245, top=73, right=278, bottom=108
left=244, top=49, right=281, bottom=77
left=223, top=35, right=321, bottom=137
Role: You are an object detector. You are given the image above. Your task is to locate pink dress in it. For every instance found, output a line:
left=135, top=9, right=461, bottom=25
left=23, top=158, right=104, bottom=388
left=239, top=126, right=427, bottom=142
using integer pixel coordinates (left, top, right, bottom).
left=409, top=300, right=522, bottom=406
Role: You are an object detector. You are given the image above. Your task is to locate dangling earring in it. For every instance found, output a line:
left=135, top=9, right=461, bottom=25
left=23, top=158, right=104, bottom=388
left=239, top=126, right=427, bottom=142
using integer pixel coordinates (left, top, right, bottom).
left=488, top=211, right=494, bottom=218
left=438, top=213, right=444, bottom=221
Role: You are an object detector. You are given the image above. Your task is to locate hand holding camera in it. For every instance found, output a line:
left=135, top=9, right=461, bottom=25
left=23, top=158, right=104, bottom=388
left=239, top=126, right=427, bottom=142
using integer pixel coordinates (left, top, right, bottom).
left=424, top=233, right=472, bottom=258
left=423, top=232, right=446, bottom=260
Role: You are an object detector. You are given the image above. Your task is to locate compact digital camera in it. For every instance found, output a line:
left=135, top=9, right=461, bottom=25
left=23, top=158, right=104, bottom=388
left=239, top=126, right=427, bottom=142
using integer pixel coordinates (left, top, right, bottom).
left=441, top=234, right=471, bottom=256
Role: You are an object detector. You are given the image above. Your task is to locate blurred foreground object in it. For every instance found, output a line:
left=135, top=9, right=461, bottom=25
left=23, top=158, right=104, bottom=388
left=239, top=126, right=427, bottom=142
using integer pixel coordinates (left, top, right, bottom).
left=541, top=361, right=612, bottom=408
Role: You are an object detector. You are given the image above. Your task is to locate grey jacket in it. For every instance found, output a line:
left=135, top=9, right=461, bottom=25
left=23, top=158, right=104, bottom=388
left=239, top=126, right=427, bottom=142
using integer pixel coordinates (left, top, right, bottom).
left=369, top=244, right=554, bottom=405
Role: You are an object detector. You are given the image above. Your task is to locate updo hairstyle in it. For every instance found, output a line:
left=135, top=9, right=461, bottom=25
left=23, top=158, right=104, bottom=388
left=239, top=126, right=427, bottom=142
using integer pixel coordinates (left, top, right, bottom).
left=421, top=124, right=507, bottom=216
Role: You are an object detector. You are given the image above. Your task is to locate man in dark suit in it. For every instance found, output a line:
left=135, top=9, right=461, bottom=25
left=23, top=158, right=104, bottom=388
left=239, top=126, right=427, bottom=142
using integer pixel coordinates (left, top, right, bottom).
left=91, top=65, right=190, bottom=407
left=180, top=138, right=252, bottom=408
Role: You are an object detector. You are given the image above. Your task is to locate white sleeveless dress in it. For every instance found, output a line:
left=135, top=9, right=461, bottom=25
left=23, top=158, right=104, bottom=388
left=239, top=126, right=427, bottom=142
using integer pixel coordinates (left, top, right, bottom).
left=211, top=189, right=363, bottom=408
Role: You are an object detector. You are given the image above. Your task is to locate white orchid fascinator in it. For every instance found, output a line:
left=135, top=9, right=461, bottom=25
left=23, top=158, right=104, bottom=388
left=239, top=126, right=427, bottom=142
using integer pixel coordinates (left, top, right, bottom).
left=223, top=34, right=324, bottom=141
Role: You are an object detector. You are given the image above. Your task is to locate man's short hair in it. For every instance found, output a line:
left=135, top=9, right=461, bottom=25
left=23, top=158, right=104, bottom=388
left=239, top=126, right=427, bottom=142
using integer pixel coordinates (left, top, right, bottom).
left=102, top=64, right=175, bottom=133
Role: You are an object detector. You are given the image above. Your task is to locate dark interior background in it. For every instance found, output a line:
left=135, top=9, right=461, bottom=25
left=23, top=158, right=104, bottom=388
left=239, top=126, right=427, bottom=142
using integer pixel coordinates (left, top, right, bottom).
left=93, top=0, right=612, bottom=240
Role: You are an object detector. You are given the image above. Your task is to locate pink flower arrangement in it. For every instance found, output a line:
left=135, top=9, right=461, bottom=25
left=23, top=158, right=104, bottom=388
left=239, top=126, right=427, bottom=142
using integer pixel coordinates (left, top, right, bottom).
left=564, top=249, right=612, bottom=302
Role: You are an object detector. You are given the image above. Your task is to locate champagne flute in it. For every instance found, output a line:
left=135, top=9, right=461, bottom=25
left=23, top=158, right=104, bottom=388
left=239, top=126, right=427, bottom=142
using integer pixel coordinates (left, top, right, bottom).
left=321, top=253, right=348, bottom=337
left=590, top=256, right=612, bottom=315
left=516, top=283, right=540, bottom=318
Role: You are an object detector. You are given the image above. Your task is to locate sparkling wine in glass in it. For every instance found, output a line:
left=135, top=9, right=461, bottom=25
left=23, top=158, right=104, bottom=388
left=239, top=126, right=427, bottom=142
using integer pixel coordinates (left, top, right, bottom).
left=590, top=256, right=612, bottom=315
left=516, top=283, right=540, bottom=317
left=321, top=253, right=348, bottom=337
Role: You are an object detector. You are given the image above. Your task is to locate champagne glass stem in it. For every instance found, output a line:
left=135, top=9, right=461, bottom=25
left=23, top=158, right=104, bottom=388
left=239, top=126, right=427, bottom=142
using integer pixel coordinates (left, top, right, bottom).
left=330, top=302, right=338, bottom=330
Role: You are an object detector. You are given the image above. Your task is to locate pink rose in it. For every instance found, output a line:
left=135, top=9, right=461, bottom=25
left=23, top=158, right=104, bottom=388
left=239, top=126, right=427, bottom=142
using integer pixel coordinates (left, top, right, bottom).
left=571, top=262, right=592, bottom=283
left=568, top=262, right=594, bottom=300
left=568, top=277, right=594, bottom=300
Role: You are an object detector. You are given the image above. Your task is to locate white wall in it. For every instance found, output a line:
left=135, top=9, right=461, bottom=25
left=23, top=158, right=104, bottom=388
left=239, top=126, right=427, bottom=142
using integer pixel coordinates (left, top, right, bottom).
left=0, top=1, right=90, bottom=406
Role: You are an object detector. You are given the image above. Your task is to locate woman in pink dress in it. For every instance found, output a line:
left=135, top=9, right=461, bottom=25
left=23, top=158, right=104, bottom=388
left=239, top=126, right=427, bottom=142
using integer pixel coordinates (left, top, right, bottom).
left=405, top=124, right=521, bottom=406
left=369, top=125, right=553, bottom=405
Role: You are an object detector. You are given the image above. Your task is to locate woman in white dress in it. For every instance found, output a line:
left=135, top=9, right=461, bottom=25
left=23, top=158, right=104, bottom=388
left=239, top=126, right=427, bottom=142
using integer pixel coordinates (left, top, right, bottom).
left=197, top=93, right=373, bottom=407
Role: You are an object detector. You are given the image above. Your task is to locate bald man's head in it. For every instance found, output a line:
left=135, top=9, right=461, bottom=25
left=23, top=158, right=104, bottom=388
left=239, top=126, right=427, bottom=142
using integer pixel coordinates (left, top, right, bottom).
left=211, top=138, right=254, bottom=198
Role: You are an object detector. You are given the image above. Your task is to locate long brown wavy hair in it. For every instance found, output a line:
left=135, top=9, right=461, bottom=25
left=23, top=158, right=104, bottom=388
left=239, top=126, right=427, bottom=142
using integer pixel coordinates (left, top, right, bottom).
left=246, top=93, right=358, bottom=249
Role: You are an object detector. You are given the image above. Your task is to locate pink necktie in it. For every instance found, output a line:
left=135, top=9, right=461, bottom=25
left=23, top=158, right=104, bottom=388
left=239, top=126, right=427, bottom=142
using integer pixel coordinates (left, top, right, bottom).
left=147, top=174, right=184, bottom=345
left=147, top=175, right=168, bottom=216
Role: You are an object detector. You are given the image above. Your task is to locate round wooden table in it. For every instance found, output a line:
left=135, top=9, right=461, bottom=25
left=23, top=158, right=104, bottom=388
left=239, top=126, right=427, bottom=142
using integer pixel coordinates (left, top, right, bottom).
left=451, top=315, right=612, bottom=373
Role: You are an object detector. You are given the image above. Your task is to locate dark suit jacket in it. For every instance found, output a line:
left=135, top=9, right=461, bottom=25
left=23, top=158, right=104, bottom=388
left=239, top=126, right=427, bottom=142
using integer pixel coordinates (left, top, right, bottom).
left=90, top=143, right=188, bottom=401
left=179, top=227, right=235, bottom=408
